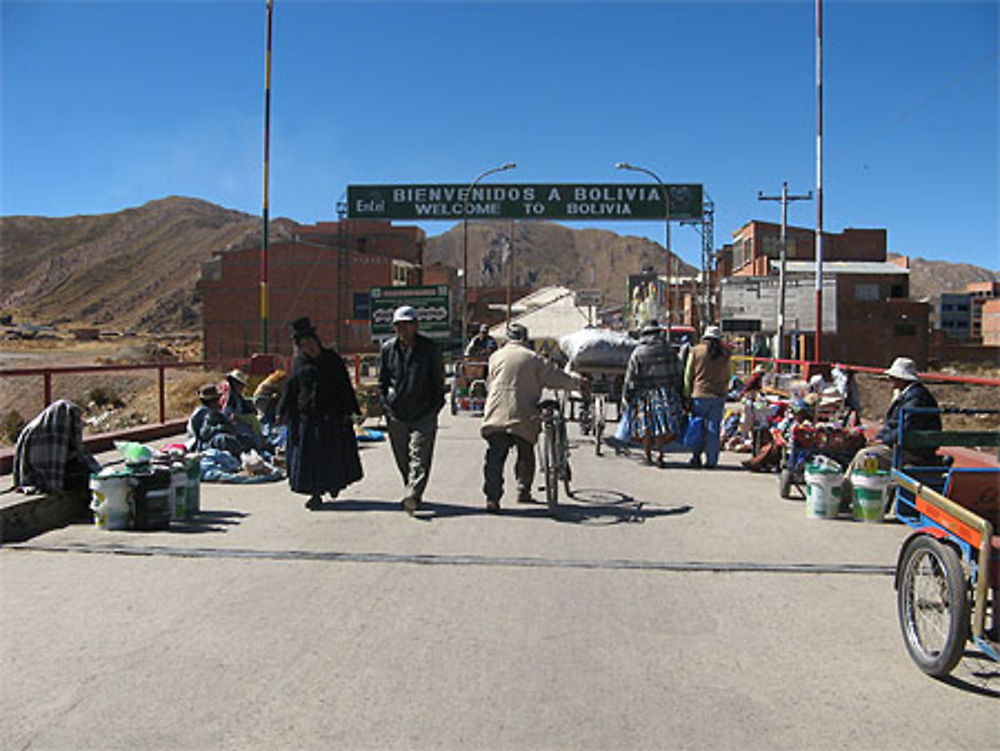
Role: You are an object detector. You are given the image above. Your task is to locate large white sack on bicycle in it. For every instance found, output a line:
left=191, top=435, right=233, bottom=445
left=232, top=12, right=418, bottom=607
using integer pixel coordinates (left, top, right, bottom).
left=559, top=328, right=636, bottom=372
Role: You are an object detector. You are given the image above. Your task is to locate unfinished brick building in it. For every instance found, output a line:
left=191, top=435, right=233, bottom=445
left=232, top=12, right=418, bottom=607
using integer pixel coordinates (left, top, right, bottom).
left=198, top=220, right=427, bottom=360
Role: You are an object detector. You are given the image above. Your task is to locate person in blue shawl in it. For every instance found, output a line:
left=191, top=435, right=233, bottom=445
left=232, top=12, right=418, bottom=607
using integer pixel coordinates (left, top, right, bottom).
left=277, top=317, right=363, bottom=509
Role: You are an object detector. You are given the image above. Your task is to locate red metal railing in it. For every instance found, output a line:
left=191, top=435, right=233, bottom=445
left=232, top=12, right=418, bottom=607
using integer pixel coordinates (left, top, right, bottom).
left=0, top=361, right=231, bottom=423
left=734, top=355, right=1000, bottom=388
left=0, top=353, right=376, bottom=425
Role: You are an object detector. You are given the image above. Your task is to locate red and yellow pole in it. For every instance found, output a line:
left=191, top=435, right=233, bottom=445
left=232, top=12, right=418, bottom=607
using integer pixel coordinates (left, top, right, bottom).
left=260, top=0, right=273, bottom=353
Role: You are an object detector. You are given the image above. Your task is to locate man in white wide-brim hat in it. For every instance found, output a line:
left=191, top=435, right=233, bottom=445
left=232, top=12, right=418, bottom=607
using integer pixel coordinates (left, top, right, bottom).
left=874, top=357, right=942, bottom=460
left=843, top=356, right=943, bottom=498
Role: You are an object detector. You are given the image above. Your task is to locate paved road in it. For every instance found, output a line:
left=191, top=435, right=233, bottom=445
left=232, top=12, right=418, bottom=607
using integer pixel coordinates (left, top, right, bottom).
left=2, top=411, right=998, bottom=750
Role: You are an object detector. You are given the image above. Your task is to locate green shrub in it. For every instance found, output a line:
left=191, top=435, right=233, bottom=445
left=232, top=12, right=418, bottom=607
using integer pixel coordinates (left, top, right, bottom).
left=1, top=410, right=26, bottom=443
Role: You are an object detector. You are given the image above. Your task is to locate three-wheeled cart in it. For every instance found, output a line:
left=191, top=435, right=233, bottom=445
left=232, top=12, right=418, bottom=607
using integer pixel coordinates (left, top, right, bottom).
left=892, top=407, right=1000, bottom=677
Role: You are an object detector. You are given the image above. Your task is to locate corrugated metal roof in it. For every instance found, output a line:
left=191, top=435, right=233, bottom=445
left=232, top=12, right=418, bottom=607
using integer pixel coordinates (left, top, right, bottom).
left=489, top=286, right=591, bottom=341
left=772, top=260, right=909, bottom=275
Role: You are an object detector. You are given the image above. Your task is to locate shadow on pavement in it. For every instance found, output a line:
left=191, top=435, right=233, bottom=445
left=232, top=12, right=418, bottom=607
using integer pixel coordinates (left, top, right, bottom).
left=170, top=510, right=248, bottom=534
left=306, top=492, right=691, bottom=527
left=559, top=488, right=692, bottom=525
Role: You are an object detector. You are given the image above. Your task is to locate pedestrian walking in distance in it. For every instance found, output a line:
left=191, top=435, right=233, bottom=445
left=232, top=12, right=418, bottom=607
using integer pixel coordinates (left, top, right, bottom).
left=683, top=324, right=732, bottom=469
left=378, top=305, right=446, bottom=514
left=278, top=317, right=363, bottom=509
left=480, top=323, right=585, bottom=513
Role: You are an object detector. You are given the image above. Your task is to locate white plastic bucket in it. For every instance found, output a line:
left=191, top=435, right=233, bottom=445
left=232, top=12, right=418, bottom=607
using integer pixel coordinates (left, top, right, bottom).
left=805, top=463, right=843, bottom=519
left=852, top=470, right=890, bottom=523
left=90, top=469, right=132, bottom=530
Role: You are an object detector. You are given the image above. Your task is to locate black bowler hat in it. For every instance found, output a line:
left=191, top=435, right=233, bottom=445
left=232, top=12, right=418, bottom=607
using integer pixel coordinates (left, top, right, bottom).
left=291, top=317, right=319, bottom=342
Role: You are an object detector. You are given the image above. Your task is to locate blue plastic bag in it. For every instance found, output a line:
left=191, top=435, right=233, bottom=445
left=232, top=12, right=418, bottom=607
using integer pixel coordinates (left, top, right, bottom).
left=614, top=403, right=634, bottom=443
left=682, top=416, right=704, bottom=449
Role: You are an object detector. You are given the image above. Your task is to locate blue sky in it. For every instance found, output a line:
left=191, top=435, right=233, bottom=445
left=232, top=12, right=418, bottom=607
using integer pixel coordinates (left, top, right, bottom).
left=3, top=1, right=997, bottom=271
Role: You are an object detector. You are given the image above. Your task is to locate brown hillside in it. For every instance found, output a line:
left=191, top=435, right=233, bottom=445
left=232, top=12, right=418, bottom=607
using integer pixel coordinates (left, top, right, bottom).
left=425, top=221, right=696, bottom=307
left=889, top=253, right=999, bottom=301
left=0, top=197, right=292, bottom=332
left=2, top=198, right=996, bottom=334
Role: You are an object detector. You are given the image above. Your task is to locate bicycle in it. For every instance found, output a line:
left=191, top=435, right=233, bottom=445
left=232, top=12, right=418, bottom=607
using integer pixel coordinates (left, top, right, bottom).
left=537, top=395, right=572, bottom=512
left=576, top=372, right=613, bottom=456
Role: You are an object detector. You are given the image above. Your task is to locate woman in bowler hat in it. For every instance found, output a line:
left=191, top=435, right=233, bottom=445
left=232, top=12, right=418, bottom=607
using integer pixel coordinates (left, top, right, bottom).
left=277, top=317, right=363, bottom=509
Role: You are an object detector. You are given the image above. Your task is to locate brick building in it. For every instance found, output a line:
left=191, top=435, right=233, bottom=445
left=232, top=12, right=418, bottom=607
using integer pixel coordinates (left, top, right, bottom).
left=198, top=219, right=428, bottom=360
left=936, top=293, right=973, bottom=339
left=983, top=298, right=1000, bottom=347
left=965, top=280, right=1000, bottom=339
left=717, top=221, right=930, bottom=367
left=727, top=221, right=887, bottom=276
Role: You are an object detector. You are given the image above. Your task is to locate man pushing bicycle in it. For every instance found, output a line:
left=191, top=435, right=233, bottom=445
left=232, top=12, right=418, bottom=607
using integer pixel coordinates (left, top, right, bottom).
left=479, top=323, right=587, bottom=514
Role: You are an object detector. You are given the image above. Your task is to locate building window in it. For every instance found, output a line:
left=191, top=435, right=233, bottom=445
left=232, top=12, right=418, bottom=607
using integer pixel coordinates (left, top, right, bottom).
left=890, top=284, right=905, bottom=298
left=356, top=237, right=368, bottom=253
left=761, top=235, right=781, bottom=259
left=855, top=283, right=880, bottom=301
left=391, top=263, right=408, bottom=285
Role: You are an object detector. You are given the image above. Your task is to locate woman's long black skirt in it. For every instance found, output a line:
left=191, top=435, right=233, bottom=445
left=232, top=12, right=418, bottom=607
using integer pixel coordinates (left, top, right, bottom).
left=286, top=415, right=363, bottom=496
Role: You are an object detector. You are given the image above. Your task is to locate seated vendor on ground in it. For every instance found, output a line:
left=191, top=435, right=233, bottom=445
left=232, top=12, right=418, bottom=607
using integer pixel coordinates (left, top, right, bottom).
left=221, top=368, right=272, bottom=452
left=187, top=384, right=253, bottom=457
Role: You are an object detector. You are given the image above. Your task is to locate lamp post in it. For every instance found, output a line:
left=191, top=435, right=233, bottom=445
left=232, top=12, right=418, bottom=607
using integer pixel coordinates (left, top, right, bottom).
left=616, top=162, right=671, bottom=334
left=461, top=162, right=516, bottom=347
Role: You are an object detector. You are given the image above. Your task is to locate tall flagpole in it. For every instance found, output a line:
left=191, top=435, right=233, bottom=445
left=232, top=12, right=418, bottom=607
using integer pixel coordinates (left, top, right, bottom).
left=814, top=0, right=824, bottom=363
left=260, top=0, right=274, bottom=352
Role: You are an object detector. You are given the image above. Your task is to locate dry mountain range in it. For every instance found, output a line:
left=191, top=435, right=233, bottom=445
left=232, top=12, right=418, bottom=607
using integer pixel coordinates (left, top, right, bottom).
left=1, top=196, right=996, bottom=334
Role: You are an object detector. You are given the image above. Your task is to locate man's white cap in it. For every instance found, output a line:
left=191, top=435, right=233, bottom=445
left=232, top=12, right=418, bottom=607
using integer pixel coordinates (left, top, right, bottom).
left=392, top=305, right=418, bottom=324
left=885, top=356, right=920, bottom=381
left=702, top=325, right=722, bottom=340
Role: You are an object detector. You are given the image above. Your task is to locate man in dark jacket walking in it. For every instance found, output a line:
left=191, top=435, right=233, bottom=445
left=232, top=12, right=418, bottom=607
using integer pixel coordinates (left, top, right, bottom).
left=379, top=305, right=446, bottom=514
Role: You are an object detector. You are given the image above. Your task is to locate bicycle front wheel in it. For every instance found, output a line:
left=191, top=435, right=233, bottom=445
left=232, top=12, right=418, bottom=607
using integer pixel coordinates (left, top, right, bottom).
left=543, top=424, right=559, bottom=510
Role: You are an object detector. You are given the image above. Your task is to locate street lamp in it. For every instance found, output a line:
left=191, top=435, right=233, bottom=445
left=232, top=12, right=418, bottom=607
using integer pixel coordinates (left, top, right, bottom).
left=462, top=162, right=516, bottom=347
left=616, top=162, right=672, bottom=334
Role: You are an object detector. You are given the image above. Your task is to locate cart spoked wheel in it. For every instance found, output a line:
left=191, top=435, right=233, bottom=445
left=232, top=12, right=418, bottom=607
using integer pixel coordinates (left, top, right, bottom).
left=897, top=535, right=970, bottom=677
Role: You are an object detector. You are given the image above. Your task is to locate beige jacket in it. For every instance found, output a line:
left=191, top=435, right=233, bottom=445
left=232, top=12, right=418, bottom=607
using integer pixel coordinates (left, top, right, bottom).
left=684, top=341, right=731, bottom=399
left=480, top=342, right=580, bottom=444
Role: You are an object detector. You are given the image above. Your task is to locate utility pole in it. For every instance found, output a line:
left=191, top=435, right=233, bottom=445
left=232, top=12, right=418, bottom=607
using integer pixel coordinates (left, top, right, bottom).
left=757, top=182, right=812, bottom=361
